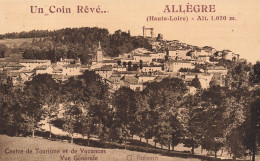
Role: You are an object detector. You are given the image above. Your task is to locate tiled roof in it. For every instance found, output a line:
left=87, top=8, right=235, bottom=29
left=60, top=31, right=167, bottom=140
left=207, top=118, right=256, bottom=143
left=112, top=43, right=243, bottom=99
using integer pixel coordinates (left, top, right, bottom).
left=51, top=74, right=63, bottom=79
left=0, top=62, right=7, bottom=67
left=81, top=65, right=89, bottom=68
left=103, top=60, right=118, bottom=63
left=211, top=73, right=222, bottom=80
left=64, top=64, right=81, bottom=68
left=112, top=65, right=126, bottom=68
left=52, top=74, right=75, bottom=80
left=223, top=49, right=232, bottom=52
left=114, top=71, right=139, bottom=74
left=0, top=58, right=6, bottom=62
left=53, top=69, right=62, bottom=73
left=142, top=64, right=163, bottom=67
left=111, top=73, right=122, bottom=77
left=19, top=59, right=50, bottom=63
left=6, top=62, right=24, bottom=67
left=34, top=65, right=48, bottom=70
left=123, top=76, right=139, bottom=84
left=7, top=72, right=21, bottom=77
left=4, top=54, right=23, bottom=62
left=21, top=70, right=33, bottom=73
left=207, top=66, right=227, bottom=70
left=121, top=58, right=134, bottom=60
left=3, top=67, right=21, bottom=71
left=138, top=75, right=157, bottom=78
left=94, top=66, right=113, bottom=71
left=166, top=60, right=192, bottom=64
left=185, top=73, right=211, bottom=76
left=154, top=75, right=169, bottom=82
left=133, top=55, right=151, bottom=57
left=61, top=59, right=75, bottom=62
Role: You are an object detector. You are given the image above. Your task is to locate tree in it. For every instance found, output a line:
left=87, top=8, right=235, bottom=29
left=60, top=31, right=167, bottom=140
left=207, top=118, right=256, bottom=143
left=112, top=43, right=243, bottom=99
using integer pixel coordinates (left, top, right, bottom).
left=191, top=75, right=202, bottom=89
left=113, top=87, right=140, bottom=147
left=135, top=93, right=155, bottom=150
left=61, top=71, right=110, bottom=143
left=23, top=74, right=60, bottom=138
left=128, top=61, right=132, bottom=71
left=117, top=60, right=121, bottom=66
left=75, top=101, right=98, bottom=146
left=225, top=61, right=250, bottom=91
left=250, top=61, right=260, bottom=84
left=0, top=44, right=8, bottom=57
left=156, top=88, right=184, bottom=151
left=200, top=86, right=233, bottom=158
left=181, top=93, right=203, bottom=155
left=223, top=94, right=250, bottom=160
left=200, top=106, right=225, bottom=158
left=248, top=61, right=260, bottom=161
left=222, top=61, right=256, bottom=160
left=62, top=104, right=82, bottom=143
left=54, top=44, right=68, bottom=62
left=80, top=71, right=110, bottom=142
left=141, top=82, right=161, bottom=148
left=0, top=76, right=24, bottom=136
left=143, top=78, right=187, bottom=151
left=61, top=77, right=85, bottom=143
left=139, top=60, right=143, bottom=70
left=123, top=61, right=127, bottom=67
left=247, top=92, right=260, bottom=161
left=209, top=79, right=218, bottom=88
left=20, top=91, right=45, bottom=138
left=156, top=110, right=183, bottom=151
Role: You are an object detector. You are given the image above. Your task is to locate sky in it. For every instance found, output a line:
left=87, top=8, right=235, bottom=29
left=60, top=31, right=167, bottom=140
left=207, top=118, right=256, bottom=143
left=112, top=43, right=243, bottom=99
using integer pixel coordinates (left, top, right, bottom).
left=0, top=0, right=259, bottom=63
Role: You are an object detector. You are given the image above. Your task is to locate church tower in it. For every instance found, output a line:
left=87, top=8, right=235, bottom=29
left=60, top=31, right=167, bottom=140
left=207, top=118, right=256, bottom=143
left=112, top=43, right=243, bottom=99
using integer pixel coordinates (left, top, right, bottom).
left=96, top=41, right=103, bottom=63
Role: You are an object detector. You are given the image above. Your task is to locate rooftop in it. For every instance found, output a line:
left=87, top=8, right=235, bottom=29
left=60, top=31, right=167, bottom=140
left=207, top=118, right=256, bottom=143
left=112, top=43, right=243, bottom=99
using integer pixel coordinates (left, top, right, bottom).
left=103, top=60, right=118, bottom=63
left=19, top=59, right=50, bottom=63
left=206, top=66, right=227, bottom=70
left=185, top=73, right=211, bottom=76
left=64, top=64, right=81, bottom=68
left=51, top=74, right=63, bottom=79
left=166, top=60, right=192, bottom=64
left=6, top=62, right=24, bottom=67
left=114, top=71, right=139, bottom=74
left=95, top=67, right=113, bottom=71
left=34, top=65, right=49, bottom=70
left=138, top=75, right=157, bottom=78
left=142, top=64, right=163, bottom=67
left=7, top=72, right=21, bottom=77
left=133, top=55, right=151, bottom=57
left=59, top=58, right=75, bottom=62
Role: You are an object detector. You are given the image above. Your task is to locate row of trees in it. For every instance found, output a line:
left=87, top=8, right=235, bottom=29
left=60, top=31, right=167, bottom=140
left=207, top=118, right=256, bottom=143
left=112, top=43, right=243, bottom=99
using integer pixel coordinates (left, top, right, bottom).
left=0, top=27, right=152, bottom=63
left=0, top=61, right=259, bottom=160
left=0, top=30, right=50, bottom=39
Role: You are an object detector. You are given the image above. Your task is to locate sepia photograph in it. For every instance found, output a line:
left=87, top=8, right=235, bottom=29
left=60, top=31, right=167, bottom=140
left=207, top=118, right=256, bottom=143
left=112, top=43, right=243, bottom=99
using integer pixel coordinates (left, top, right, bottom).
left=0, top=0, right=259, bottom=161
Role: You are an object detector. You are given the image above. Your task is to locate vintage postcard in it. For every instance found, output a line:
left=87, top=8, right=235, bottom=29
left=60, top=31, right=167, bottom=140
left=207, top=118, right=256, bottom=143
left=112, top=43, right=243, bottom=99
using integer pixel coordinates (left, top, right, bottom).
left=0, top=0, right=259, bottom=161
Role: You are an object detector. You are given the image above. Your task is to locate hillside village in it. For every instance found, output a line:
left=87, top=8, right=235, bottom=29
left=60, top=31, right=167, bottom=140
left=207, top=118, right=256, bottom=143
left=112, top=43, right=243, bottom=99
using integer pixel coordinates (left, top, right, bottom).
left=0, top=30, right=240, bottom=93
left=0, top=28, right=259, bottom=161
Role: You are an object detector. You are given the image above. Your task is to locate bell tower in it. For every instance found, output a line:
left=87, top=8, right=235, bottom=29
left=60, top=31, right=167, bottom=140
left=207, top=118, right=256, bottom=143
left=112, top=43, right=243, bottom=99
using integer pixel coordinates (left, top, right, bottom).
left=96, top=41, right=103, bottom=63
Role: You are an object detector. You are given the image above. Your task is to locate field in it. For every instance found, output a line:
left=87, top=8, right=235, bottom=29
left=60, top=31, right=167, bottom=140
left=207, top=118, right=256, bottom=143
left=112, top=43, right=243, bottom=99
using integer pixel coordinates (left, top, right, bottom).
left=0, top=38, right=34, bottom=47
left=0, top=135, right=201, bottom=161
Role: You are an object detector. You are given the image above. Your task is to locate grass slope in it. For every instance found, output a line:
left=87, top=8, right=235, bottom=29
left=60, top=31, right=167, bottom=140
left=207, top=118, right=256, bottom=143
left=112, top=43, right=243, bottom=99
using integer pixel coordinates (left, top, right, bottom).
left=0, top=135, right=200, bottom=161
left=0, top=38, right=33, bottom=47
